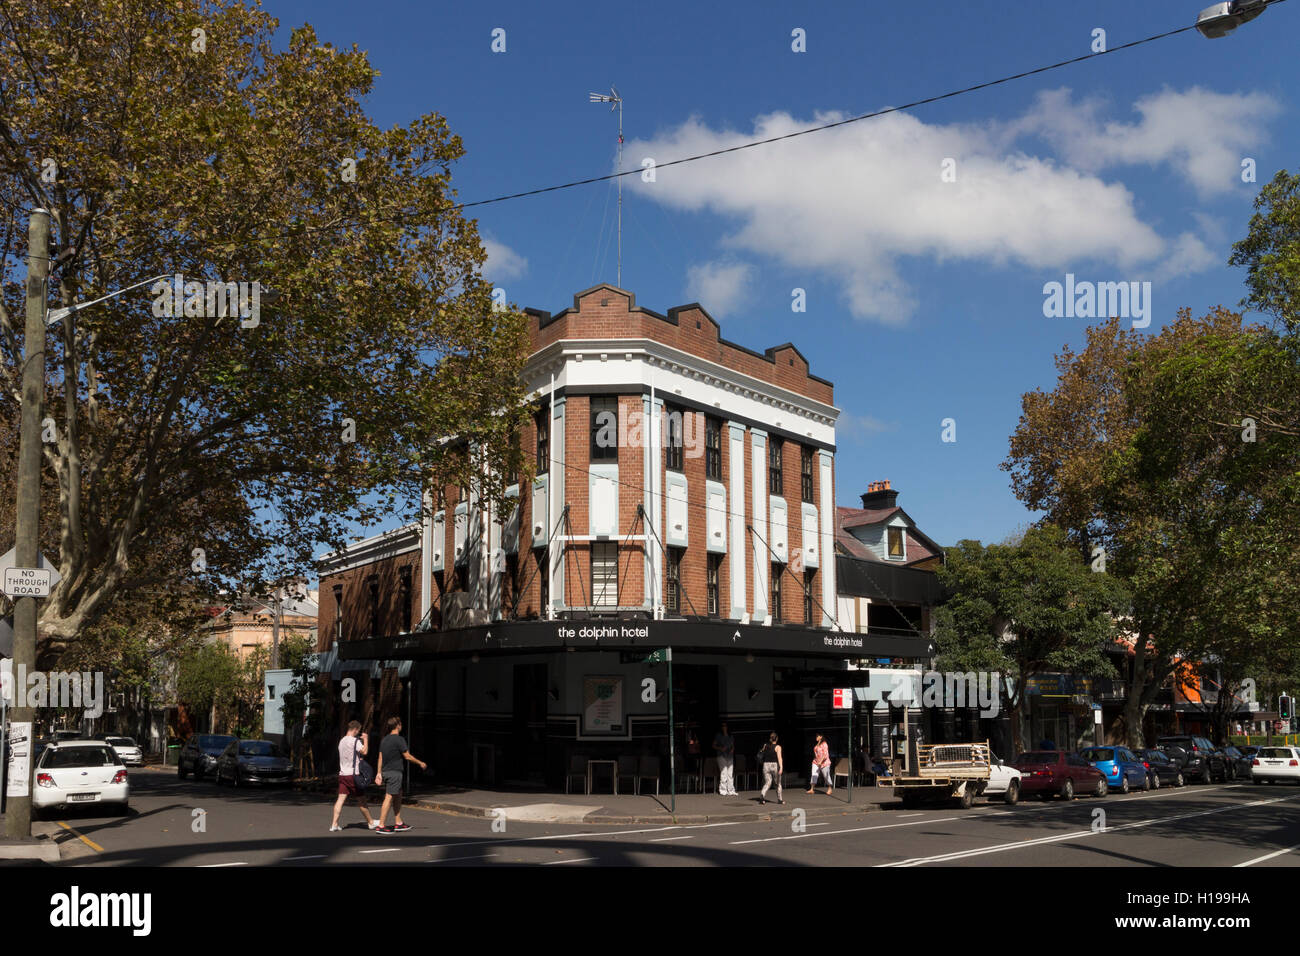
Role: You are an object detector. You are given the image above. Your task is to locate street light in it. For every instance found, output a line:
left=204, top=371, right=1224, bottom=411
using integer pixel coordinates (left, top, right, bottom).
left=1195, top=0, right=1267, bottom=38
left=44, top=274, right=171, bottom=325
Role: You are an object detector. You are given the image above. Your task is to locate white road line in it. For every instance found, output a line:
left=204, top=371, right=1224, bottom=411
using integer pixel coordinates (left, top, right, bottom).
left=197, top=862, right=248, bottom=867
left=649, top=836, right=694, bottom=842
left=730, top=816, right=960, bottom=845
left=897, top=813, right=924, bottom=819
left=283, top=855, right=327, bottom=861
left=429, top=853, right=500, bottom=863
left=882, top=793, right=1300, bottom=866
left=424, top=824, right=688, bottom=851
left=1234, top=844, right=1300, bottom=867
left=359, top=848, right=402, bottom=854
left=541, top=856, right=597, bottom=865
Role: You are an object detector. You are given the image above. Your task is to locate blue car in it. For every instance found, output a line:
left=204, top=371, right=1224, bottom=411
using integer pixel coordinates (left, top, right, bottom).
left=1078, top=746, right=1151, bottom=794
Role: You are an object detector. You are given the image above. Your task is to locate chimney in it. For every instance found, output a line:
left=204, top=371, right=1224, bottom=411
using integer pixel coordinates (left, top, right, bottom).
left=860, top=479, right=898, bottom=510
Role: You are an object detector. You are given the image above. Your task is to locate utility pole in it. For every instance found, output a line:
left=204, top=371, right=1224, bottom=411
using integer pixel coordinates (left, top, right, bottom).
left=270, top=588, right=281, bottom=670
left=6, top=208, right=50, bottom=840
left=588, top=85, right=624, bottom=286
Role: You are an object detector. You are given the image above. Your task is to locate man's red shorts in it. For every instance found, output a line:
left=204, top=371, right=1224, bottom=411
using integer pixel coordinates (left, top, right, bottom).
left=338, top=774, right=361, bottom=796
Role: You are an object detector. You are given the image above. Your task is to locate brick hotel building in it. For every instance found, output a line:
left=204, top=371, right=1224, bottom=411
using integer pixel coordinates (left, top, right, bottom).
left=317, top=285, right=936, bottom=788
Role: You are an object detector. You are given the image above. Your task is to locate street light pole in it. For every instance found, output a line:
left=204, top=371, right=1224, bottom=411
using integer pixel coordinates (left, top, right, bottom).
left=6, top=208, right=50, bottom=840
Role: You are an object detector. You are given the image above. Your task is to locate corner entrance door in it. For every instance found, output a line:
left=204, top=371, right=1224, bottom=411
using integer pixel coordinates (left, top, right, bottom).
left=511, top=663, right=547, bottom=785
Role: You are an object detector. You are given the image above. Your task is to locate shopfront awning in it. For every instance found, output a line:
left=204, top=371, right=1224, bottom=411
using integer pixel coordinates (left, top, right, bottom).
left=337, top=618, right=936, bottom=662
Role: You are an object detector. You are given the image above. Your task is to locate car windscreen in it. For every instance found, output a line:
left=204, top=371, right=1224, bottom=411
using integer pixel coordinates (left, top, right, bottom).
left=41, top=747, right=120, bottom=768
left=199, top=735, right=233, bottom=749
left=238, top=741, right=283, bottom=758
left=1259, top=748, right=1295, bottom=758
left=1015, top=752, right=1059, bottom=764
left=1079, top=748, right=1114, bottom=761
left=106, top=737, right=136, bottom=747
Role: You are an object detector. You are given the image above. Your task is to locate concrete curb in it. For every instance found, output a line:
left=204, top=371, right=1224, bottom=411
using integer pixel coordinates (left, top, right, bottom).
left=0, top=834, right=61, bottom=863
left=408, top=796, right=878, bottom=825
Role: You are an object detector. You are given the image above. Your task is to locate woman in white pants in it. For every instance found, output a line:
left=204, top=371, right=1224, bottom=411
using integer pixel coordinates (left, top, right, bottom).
left=807, top=733, right=833, bottom=795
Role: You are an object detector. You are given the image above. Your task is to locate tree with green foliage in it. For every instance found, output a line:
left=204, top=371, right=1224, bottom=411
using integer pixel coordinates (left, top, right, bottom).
left=1231, top=167, right=1300, bottom=339
left=0, top=0, right=529, bottom=663
left=1004, top=309, right=1300, bottom=746
left=934, top=524, right=1128, bottom=754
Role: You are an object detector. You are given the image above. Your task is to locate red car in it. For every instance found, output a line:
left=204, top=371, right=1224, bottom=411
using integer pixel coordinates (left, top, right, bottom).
left=1012, top=750, right=1108, bottom=800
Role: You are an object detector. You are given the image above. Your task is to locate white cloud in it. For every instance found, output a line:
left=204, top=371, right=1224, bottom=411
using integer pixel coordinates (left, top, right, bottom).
left=835, top=411, right=893, bottom=442
left=684, top=259, right=756, bottom=316
left=625, top=88, right=1278, bottom=324
left=481, top=236, right=529, bottom=282
left=1011, top=87, right=1280, bottom=198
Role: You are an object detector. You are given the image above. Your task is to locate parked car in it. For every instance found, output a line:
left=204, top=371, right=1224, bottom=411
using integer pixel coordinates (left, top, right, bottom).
left=1079, top=746, right=1151, bottom=794
left=104, top=736, right=144, bottom=767
left=178, top=733, right=237, bottom=780
left=1012, top=750, right=1108, bottom=800
left=1137, top=748, right=1186, bottom=787
left=214, top=739, right=294, bottom=786
left=1251, top=746, right=1300, bottom=784
left=983, top=751, right=1023, bottom=804
left=1220, top=745, right=1253, bottom=780
left=33, top=740, right=129, bottom=819
left=1155, top=736, right=1226, bottom=783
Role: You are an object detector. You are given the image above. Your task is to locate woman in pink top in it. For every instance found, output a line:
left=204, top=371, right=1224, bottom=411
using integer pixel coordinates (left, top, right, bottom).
left=807, top=734, right=833, bottom=795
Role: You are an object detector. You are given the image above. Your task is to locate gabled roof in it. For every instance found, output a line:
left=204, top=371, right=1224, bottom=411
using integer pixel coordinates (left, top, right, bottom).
left=834, top=506, right=945, bottom=568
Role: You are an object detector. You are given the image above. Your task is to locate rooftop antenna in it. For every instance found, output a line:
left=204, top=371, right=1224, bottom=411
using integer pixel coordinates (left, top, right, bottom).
left=588, top=85, right=624, bottom=287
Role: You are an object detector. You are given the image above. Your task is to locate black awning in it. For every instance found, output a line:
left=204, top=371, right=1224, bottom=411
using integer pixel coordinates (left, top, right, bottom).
left=836, top=554, right=943, bottom=605
left=337, top=618, right=935, bottom=662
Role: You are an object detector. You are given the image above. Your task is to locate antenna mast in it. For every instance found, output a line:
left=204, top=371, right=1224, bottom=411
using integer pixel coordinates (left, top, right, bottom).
left=588, top=85, right=624, bottom=286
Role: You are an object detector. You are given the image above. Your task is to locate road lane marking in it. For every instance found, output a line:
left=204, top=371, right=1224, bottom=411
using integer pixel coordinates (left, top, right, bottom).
left=882, top=793, right=1300, bottom=866
left=197, top=862, right=248, bottom=867
left=284, top=855, right=327, bottom=861
left=730, top=816, right=961, bottom=845
left=56, top=822, right=104, bottom=852
left=424, top=824, right=693, bottom=851
left=898, top=813, right=924, bottom=818
left=650, top=836, right=694, bottom=842
left=429, top=853, right=500, bottom=863
left=359, top=848, right=402, bottom=854
left=1234, top=844, right=1300, bottom=867
left=541, top=856, right=597, bottom=864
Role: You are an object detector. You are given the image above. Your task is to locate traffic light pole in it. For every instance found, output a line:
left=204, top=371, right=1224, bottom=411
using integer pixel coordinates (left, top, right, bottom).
left=6, top=209, right=50, bottom=841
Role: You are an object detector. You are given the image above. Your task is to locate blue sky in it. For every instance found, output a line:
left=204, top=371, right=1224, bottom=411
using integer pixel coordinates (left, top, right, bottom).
left=268, top=0, right=1297, bottom=549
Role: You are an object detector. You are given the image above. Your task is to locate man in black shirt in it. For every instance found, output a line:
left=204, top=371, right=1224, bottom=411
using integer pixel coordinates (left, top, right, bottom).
left=375, top=716, right=427, bottom=833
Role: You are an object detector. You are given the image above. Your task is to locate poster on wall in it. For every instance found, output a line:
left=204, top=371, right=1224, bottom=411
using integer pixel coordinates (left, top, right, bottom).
left=582, top=676, right=624, bottom=735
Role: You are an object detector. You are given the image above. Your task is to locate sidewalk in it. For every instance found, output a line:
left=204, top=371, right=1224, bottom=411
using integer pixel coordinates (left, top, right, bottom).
left=402, top=781, right=893, bottom=825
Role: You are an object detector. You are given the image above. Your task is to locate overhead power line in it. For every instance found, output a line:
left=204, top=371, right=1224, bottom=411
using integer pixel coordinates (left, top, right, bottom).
left=457, top=6, right=1291, bottom=211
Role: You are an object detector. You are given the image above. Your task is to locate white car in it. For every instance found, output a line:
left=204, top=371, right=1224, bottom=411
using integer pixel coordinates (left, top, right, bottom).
left=984, top=752, right=1024, bottom=804
left=105, top=736, right=144, bottom=767
left=1195, top=0, right=1267, bottom=38
left=1251, top=746, right=1300, bottom=784
left=33, top=740, right=130, bottom=818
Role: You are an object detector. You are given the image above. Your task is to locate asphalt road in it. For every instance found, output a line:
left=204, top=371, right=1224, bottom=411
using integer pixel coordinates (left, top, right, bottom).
left=31, top=767, right=1300, bottom=868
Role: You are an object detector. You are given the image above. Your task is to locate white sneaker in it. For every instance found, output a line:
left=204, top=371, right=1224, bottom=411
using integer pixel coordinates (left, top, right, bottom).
left=329, top=824, right=342, bottom=832
left=368, top=820, right=381, bottom=830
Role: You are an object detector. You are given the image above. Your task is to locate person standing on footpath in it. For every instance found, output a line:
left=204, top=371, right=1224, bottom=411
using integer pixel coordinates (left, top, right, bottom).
left=331, top=721, right=379, bottom=831
left=713, top=722, right=737, bottom=796
left=375, top=716, right=427, bottom=833
left=758, top=732, right=784, bottom=805
left=807, top=733, right=833, bottom=795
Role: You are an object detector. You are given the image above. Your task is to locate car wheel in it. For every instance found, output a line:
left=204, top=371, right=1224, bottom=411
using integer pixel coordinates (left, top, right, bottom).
left=178, top=763, right=188, bottom=780
left=1095, top=777, right=1108, bottom=798
left=1060, top=779, right=1074, bottom=801
left=1004, top=780, right=1020, bottom=805
left=1150, top=773, right=1159, bottom=790
left=957, top=785, right=974, bottom=810
left=1120, top=776, right=1130, bottom=794
left=1143, top=773, right=1152, bottom=791
left=1175, top=772, right=1185, bottom=787
left=1227, top=765, right=1236, bottom=781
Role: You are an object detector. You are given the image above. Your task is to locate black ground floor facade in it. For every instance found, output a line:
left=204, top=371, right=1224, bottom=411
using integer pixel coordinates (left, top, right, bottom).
left=318, top=619, right=939, bottom=790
